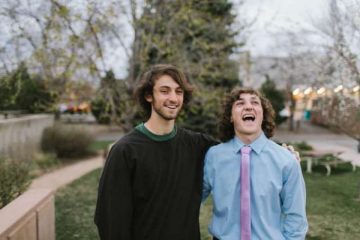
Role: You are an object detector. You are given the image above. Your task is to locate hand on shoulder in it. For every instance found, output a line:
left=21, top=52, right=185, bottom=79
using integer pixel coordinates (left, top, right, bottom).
left=281, top=143, right=301, bottom=162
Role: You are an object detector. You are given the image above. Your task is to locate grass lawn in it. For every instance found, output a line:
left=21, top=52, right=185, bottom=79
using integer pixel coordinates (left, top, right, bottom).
left=301, top=162, right=360, bottom=239
left=56, top=168, right=102, bottom=240
left=56, top=163, right=360, bottom=240
left=87, top=140, right=114, bottom=154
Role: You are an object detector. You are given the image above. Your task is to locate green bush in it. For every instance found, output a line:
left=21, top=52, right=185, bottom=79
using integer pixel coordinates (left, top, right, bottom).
left=33, top=152, right=59, bottom=169
left=0, top=158, right=31, bottom=209
left=41, top=124, right=95, bottom=158
left=29, top=152, right=60, bottom=177
left=292, top=141, right=314, bottom=151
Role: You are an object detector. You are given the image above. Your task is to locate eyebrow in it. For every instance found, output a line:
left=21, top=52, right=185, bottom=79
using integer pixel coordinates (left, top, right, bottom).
left=157, top=86, right=184, bottom=92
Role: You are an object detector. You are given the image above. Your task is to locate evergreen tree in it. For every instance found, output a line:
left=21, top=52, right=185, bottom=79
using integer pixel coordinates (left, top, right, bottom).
left=0, top=63, right=56, bottom=113
left=91, top=70, right=135, bottom=128
left=260, top=75, right=287, bottom=125
left=125, top=0, right=242, bottom=136
left=133, top=0, right=240, bottom=88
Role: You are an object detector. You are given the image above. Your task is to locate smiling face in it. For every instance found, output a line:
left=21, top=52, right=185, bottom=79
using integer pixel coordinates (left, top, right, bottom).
left=231, top=92, right=264, bottom=142
left=145, top=74, right=184, bottom=121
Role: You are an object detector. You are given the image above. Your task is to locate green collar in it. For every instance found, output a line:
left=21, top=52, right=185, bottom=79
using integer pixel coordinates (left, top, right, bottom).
left=135, top=123, right=177, bottom=141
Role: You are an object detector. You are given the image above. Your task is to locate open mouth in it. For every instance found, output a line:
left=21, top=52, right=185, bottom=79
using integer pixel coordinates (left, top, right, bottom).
left=242, top=114, right=255, bottom=122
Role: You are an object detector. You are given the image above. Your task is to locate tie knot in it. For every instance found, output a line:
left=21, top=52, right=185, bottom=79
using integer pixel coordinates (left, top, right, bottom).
left=241, top=146, right=251, bottom=154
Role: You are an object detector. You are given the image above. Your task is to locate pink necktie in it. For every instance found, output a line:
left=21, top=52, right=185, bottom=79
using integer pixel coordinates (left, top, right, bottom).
left=241, top=146, right=251, bottom=240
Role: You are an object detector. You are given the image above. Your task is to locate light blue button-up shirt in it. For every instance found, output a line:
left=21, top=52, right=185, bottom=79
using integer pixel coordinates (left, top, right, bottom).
left=202, top=132, right=308, bottom=240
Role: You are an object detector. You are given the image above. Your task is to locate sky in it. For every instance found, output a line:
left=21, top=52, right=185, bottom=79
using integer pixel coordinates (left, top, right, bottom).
left=0, top=0, right=333, bottom=79
left=239, top=0, right=330, bottom=56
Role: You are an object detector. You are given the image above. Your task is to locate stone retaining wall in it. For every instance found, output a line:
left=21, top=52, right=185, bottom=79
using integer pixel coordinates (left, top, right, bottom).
left=0, top=114, right=54, bottom=160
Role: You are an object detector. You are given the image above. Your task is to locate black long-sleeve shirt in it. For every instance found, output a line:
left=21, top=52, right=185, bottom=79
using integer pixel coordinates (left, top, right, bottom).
left=94, top=127, right=217, bottom=240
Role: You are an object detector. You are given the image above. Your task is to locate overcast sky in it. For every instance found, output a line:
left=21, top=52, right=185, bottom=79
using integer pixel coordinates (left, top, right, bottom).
left=240, top=0, right=330, bottom=56
left=0, top=0, right=334, bottom=78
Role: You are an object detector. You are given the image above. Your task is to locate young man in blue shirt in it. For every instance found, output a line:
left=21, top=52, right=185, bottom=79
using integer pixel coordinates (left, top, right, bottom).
left=202, top=87, right=308, bottom=240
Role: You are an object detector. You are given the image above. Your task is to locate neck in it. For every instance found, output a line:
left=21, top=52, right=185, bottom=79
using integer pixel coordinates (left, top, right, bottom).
left=145, top=116, right=175, bottom=135
left=235, top=132, right=261, bottom=145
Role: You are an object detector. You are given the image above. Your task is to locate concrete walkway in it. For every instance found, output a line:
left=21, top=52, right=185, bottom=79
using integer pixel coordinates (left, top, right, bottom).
left=30, top=155, right=103, bottom=191
left=273, top=121, right=360, bottom=166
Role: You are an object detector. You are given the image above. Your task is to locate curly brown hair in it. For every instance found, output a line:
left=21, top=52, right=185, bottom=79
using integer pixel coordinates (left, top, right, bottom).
left=134, top=64, right=194, bottom=120
left=218, top=87, right=276, bottom=142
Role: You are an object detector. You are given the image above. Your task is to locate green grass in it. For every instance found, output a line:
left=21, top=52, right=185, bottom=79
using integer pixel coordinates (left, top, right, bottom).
left=200, top=198, right=213, bottom=240
left=56, top=164, right=360, bottom=240
left=301, top=162, right=360, bottom=239
left=87, top=140, right=114, bottom=153
left=55, top=168, right=102, bottom=240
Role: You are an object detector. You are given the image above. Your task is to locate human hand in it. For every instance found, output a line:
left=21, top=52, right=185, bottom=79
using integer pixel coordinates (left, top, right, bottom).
left=282, top=143, right=301, bottom=162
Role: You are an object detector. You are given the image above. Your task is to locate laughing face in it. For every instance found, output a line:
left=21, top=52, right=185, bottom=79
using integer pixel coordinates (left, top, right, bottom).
left=145, top=74, right=184, bottom=121
left=231, top=93, right=264, bottom=141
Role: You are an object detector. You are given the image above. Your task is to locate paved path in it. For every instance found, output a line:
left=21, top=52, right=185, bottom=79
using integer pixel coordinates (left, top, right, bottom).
left=30, top=155, right=103, bottom=191
left=273, top=121, right=360, bottom=166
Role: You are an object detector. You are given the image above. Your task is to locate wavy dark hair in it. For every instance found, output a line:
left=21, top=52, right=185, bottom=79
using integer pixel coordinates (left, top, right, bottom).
left=218, top=87, right=276, bottom=142
left=134, top=64, right=194, bottom=120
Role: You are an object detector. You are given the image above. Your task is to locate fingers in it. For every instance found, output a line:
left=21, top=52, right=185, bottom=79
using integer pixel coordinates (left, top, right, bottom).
left=282, top=143, right=301, bottom=162
left=294, top=151, right=301, bottom=162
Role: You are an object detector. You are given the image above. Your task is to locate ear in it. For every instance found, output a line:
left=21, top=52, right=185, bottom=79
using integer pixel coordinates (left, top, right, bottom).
left=145, top=93, right=153, bottom=103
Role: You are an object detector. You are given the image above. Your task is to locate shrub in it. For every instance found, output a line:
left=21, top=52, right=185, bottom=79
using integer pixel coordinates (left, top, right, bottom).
left=293, top=141, right=314, bottom=151
left=0, top=158, right=31, bottom=209
left=33, top=152, right=59, bottom=169
left=29, top=152, right=60, bottom=177
left=41, top=124, right=95, bottom=158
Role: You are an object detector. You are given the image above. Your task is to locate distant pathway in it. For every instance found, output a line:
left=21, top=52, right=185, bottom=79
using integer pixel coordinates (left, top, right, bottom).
left=273, top=121, right=360, bottom=166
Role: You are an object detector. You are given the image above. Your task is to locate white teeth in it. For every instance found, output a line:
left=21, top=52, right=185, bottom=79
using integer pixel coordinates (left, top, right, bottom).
left=242, top=114, right=255, bottom=121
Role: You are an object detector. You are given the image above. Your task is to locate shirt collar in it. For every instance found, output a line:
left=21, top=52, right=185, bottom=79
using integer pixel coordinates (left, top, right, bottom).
left=232, top=131, right=268, bottom=155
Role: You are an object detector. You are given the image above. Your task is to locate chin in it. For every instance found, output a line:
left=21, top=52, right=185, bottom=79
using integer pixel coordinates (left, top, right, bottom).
left=241, top=128, right=260, bottom=135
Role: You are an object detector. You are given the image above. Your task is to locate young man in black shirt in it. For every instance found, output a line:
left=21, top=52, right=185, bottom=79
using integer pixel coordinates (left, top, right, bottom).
left=94, top=64, right=217, bottom=240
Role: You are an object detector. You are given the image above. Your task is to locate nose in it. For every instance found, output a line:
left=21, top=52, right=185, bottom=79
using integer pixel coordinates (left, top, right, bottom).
left=244, top=102, right=253, bottom=110
left=168, top=91, right=179, bottom=102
